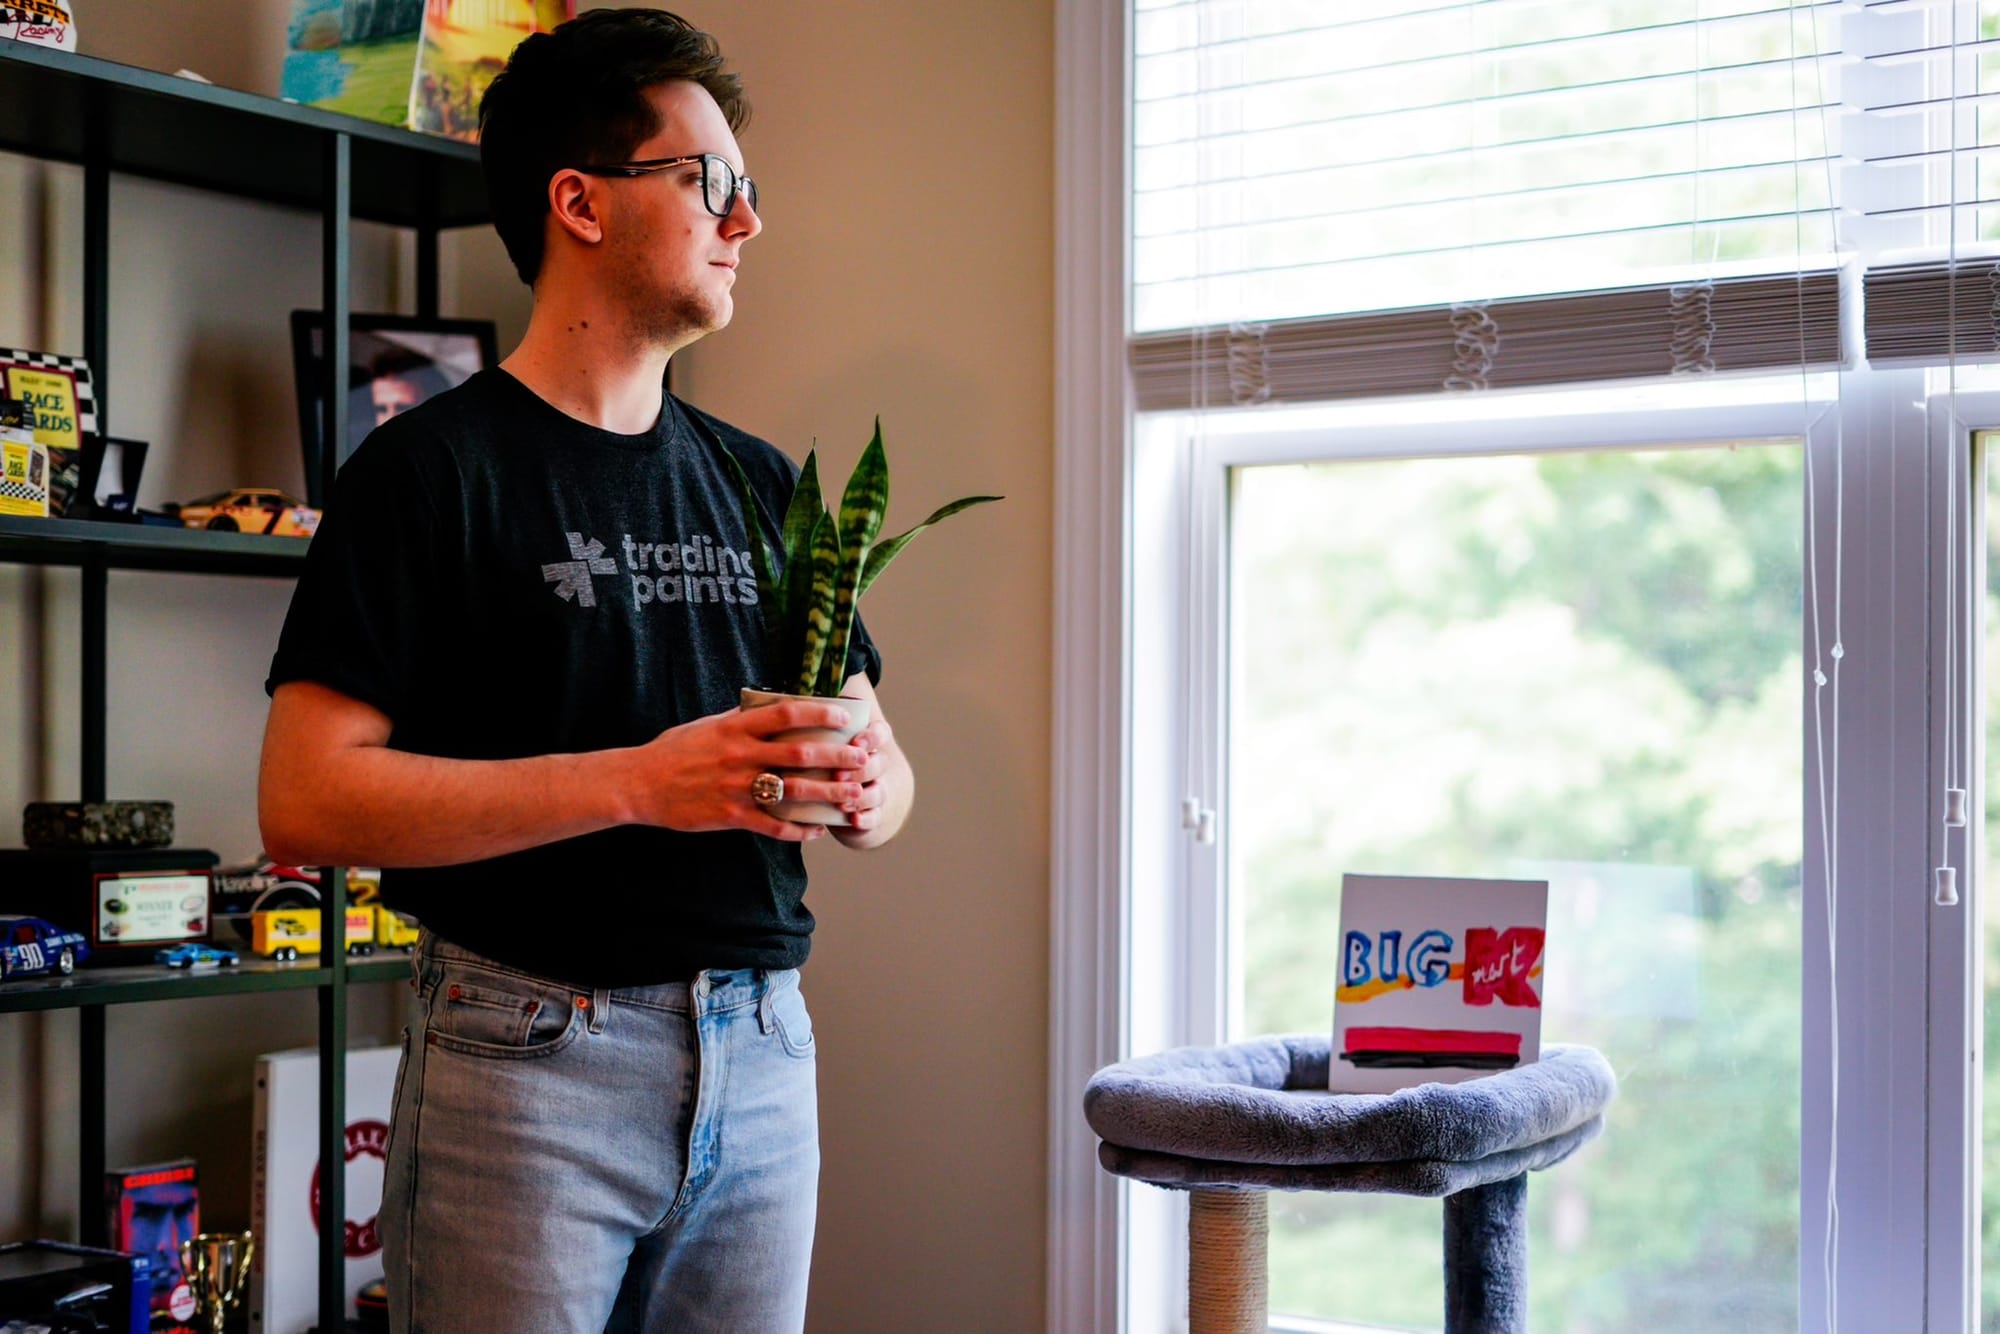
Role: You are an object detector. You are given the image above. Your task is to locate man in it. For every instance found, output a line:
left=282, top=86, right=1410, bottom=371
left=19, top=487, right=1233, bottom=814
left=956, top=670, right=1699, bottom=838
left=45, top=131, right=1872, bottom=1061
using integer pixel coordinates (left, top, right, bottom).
left=257, top=11, right=912, bottom=1332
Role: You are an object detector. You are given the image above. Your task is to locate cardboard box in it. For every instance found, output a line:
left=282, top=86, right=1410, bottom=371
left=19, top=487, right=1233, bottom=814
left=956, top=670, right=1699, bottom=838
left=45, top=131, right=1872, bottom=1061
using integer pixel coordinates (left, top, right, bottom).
left=104, top=1158, right=198, bottom=1326
left=249, top=1045, right=398, bottom=1333
left=0, top=399, right=47, bottom=518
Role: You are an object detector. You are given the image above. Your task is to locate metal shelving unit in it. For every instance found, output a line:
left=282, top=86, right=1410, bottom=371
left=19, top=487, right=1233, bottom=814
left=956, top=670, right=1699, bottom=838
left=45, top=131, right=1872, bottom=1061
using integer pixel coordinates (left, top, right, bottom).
left=0, top=514, right=311, bottom=575
left=0, top=955, right=411, bottom=1014
left=0, top=40, right=487, bottom=1333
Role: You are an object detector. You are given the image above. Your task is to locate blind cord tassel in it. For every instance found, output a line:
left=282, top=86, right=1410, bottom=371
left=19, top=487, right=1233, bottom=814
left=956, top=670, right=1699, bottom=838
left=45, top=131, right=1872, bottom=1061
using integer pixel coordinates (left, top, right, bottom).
left=1226, top=321, right=1271, bottom=407
left=1669, top=280, right=1718, bottom=375
left=1444, top=301, right=1499, bottom=392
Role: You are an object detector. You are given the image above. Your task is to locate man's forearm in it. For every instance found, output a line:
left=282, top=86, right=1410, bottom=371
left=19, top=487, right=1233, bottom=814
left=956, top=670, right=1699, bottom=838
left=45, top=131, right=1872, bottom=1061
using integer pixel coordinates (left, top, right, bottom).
left=262, top=744, right=636, bottom=869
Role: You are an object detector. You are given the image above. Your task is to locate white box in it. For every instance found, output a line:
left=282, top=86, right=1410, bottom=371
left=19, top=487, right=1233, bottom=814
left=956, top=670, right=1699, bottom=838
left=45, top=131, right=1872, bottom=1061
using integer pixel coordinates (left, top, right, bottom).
left=249, top=1044, right=399, bottom=1332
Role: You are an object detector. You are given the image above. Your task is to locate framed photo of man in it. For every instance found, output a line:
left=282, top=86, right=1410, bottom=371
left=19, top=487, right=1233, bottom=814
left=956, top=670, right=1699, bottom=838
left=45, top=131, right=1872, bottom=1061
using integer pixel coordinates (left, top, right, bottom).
left=291, top=312, right=498, bottom=505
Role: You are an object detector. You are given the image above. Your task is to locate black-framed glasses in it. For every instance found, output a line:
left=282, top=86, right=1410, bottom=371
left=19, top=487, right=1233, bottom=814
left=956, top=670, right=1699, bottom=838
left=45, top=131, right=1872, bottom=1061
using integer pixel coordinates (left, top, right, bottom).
left=577, top=152, right=758, bottom=218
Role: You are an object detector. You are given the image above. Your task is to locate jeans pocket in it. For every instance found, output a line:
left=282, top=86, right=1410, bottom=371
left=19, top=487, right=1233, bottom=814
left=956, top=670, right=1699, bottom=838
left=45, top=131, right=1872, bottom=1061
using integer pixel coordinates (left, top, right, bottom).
left=771, top=978, right=815, bottom=1058
left=426, top=968, right=581, bottom=1059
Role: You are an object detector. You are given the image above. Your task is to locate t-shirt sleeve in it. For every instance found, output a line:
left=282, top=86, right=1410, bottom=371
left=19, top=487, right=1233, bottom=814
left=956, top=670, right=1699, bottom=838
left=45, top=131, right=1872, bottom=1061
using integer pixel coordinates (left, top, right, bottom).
left=844, top=608, right=883, bottom=688
left=265, top=431, right=451, bottom=721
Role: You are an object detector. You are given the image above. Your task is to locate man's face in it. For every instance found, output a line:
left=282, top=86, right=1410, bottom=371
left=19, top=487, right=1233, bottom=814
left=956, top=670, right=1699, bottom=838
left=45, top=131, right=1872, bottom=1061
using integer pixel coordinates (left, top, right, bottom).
left=370, top=373, right=422, bottom=426
left=598, top=80, right=762, bottom=346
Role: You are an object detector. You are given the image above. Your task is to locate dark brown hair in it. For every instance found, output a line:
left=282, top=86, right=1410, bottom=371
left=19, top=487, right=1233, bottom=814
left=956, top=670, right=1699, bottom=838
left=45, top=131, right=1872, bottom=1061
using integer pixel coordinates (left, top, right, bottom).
left=478, top=8, right=749, bottom=286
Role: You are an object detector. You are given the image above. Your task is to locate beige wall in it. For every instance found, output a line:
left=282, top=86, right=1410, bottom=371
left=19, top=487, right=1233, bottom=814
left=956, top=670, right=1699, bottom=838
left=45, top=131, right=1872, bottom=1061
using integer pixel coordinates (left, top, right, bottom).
left=2, top=3, right=1054, bottom=1328
left=685, top=7, right=1053, bottom=1327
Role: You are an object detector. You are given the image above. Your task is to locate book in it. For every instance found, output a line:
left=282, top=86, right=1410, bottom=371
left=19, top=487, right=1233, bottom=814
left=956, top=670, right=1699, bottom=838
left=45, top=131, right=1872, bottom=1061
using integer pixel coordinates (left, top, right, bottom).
left=278, top=0, right=427, bottom=127
left=409, top=0, right=570, bottom=141
left=248, top=1045, right=399, bottom=1333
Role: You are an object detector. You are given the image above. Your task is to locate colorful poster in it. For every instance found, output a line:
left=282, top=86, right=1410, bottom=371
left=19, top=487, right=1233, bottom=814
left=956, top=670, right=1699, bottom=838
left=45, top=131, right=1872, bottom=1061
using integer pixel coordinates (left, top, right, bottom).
left=279, top=0, right=426, bottom=127
left=410, top=0, right=571, bottom=141
left=1329, top=873, right=1549, bottom=1094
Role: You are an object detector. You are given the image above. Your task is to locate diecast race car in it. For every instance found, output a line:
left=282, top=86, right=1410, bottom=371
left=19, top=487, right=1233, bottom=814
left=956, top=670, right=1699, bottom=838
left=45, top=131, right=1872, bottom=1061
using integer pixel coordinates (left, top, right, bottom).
left=154, top=942, right=241, bottom=970
left=168, top=487, right=322, bottom=537
left=0, top=914, right=90, bottom=978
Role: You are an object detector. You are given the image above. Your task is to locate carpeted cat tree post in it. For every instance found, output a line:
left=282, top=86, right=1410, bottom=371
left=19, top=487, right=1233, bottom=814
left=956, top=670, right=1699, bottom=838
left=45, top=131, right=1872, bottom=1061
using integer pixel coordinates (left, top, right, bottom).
left=1085, top=1036, right=1616, bottom=1334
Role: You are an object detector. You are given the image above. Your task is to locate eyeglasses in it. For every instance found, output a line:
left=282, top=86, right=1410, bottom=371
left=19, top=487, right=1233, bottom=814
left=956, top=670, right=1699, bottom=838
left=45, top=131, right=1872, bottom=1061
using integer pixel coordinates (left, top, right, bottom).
left=577, top=152, right=758, bottom=218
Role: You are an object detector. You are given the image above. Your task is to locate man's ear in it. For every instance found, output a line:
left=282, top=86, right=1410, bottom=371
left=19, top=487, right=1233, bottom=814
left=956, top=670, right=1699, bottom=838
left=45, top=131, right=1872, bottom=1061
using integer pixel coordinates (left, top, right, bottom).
left=547, top=169, right=603, bottom=247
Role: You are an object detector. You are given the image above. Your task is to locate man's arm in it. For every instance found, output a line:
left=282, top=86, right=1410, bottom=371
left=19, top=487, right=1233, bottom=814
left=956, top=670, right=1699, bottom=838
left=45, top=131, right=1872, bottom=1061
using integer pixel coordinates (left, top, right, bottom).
left=258, top=680, right=871, bottom=867
left=827, top=674, right=914, bottom=851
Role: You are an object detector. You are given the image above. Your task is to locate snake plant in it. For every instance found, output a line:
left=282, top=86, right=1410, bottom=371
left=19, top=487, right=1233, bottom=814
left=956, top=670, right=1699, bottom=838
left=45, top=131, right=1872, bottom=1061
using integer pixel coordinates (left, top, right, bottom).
left=724, top=420, right=1001, bottom=697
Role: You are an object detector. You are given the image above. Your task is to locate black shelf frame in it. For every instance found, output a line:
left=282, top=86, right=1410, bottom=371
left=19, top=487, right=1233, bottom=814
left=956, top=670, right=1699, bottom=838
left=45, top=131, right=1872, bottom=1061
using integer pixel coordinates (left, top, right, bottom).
left=0, top=956, right=410, bottom=1015
left=0, top=514, right=310, bottom=575
left=0, top=41, right=486, bottom=228
left=1, top=42, right=486, bottom=1333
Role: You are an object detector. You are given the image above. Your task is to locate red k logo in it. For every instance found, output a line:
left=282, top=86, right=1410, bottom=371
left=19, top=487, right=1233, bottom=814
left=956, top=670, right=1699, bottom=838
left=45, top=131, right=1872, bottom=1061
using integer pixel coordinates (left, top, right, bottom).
left=1463, top=926, right=1545, bottom=1008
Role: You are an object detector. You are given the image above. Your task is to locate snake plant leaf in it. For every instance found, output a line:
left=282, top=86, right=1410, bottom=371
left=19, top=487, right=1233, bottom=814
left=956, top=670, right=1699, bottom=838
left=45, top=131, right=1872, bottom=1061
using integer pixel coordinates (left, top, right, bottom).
left=856, top=495, right=1005, bottom=601
left=796, top=510, right=843, bottom=695
left=777, top=450, right=826, bottom=627
left=714, top=441, right=784, bottom=669
left=824, top=420, right=890, bottom=697
left=779, top=469, right=825, bottom=685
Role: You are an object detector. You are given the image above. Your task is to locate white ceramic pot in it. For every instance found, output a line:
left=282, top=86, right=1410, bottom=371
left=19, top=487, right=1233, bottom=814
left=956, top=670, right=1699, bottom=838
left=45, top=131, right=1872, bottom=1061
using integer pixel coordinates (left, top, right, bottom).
left=738, top=686, right=873, bottom=826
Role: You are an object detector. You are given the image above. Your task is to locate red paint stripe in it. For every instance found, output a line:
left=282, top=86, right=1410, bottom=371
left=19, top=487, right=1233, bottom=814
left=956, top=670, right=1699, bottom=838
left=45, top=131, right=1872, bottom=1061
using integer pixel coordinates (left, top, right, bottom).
left=1343, top=1027, right=1522, bottom=1057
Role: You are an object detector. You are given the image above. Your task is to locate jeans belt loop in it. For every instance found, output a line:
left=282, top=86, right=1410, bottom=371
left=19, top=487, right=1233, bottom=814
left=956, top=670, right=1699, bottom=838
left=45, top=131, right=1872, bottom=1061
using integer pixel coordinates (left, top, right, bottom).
left=587, top=987, right=610, bottom=1035
left=758, top=985, right=775, bottom=1035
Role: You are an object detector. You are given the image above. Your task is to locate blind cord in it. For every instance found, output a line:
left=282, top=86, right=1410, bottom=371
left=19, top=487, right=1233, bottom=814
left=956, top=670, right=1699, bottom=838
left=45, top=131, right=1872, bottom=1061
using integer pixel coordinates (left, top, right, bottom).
left=1793, top=0, right=1844, bottom=1326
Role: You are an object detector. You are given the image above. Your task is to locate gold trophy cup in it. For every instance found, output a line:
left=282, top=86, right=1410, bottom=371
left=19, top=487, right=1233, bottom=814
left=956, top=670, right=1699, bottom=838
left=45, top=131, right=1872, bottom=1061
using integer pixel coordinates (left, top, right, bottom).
left=178, top=1231, right=255, bottom=1334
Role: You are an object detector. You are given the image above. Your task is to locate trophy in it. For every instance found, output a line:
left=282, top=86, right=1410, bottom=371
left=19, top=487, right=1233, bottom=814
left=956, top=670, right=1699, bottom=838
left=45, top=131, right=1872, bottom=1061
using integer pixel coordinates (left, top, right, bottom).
left=178, top=1231, right=255, bottom=1334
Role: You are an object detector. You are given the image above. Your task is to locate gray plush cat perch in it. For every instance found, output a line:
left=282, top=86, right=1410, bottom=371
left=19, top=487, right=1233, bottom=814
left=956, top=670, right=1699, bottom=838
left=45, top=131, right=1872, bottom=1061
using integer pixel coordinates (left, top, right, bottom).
left=1085, top=1037, right=1616, bottom=1334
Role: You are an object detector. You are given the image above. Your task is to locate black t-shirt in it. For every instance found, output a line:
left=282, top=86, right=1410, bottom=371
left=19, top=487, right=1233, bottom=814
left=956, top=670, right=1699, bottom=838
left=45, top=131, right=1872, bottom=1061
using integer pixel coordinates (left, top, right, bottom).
left=266, top=368, right=881, bottom=988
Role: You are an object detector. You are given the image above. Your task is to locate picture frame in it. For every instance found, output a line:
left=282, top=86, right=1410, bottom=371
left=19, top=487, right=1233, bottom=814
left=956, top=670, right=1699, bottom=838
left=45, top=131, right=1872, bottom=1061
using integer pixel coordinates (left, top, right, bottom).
left=77, top=436, right=150, bottom=521
left=290, top=312, right=497, bottom=506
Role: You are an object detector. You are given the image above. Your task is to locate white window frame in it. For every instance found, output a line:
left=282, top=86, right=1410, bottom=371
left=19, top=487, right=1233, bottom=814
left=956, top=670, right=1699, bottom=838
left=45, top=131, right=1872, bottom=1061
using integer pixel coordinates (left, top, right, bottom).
left=1050, top=5, right=1986, bottom=1332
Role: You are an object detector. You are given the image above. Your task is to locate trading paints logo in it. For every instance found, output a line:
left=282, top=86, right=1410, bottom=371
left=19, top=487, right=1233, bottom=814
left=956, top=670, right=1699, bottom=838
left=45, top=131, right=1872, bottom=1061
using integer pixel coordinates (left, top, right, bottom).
left=544, top=530, right=759, bottom=609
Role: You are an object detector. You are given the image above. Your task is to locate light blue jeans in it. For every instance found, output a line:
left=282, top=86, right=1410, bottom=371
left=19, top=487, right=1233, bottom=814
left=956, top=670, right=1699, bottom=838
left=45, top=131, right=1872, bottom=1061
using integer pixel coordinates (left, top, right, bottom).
left=381, top=934, right=820, bottom=1333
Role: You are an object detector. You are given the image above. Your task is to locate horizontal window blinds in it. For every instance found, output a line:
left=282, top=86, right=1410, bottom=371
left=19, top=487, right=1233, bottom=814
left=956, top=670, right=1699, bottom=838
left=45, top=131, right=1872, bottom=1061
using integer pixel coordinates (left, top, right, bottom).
left=1853, top=0, right=2000, bottom=362
left=1864, top=261, right=2000, bottom=362
left=1129, top=271, right=1842, bottom=409
left=1131, top=0, right=1845, bottom=405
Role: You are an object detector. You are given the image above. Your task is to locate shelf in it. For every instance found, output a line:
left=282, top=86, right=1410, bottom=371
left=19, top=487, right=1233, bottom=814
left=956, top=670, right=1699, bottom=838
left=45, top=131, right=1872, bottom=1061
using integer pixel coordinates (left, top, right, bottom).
left=0, top=514, right=310, bottom=575
left=0, top=953, right=411, bottom=1014
left=0, top=41, right=487, bottom=228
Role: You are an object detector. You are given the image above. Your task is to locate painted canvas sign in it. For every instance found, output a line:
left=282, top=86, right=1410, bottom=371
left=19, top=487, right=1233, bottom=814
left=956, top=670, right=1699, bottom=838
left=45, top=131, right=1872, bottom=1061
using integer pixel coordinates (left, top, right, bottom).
left=1330, top=873, right=1549, bottom=1094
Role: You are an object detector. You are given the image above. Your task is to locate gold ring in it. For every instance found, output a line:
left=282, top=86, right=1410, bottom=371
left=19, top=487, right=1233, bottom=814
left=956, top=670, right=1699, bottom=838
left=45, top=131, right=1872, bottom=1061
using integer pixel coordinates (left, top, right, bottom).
left=750, top=772, right=785, bottom=806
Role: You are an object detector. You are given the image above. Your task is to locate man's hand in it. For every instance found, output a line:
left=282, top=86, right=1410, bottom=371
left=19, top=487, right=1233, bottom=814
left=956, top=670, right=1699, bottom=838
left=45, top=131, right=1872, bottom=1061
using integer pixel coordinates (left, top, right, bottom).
left=618, top=699, right=870, bottom=843
left=825, top=677, right=914, bottom=850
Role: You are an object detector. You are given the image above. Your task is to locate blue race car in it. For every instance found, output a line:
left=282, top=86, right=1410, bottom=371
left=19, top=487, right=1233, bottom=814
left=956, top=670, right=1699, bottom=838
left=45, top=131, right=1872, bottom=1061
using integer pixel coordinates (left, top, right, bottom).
left=0, top=914, right=90, bottom=978
left=154, top=942, right=240, bottom=970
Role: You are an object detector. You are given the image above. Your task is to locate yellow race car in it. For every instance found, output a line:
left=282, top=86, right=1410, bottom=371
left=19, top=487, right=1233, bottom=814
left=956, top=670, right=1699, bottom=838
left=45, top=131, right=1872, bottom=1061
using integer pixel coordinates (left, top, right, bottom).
left=169, top=487, right=322, bottom=537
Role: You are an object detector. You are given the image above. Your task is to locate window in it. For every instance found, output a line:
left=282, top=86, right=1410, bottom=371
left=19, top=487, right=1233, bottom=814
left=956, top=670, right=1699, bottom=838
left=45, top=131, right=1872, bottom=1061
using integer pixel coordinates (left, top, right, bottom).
left=1230, top=441, right=1803, bottom=1327
left=1049, top=1, right=2000, bottom=1330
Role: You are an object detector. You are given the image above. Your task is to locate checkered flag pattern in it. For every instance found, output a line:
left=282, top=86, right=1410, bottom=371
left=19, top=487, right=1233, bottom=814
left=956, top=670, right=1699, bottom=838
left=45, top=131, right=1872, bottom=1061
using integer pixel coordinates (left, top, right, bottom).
left=0, top=477, right=44, bottom=503
left=0, top=348, right=96, bottom=435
